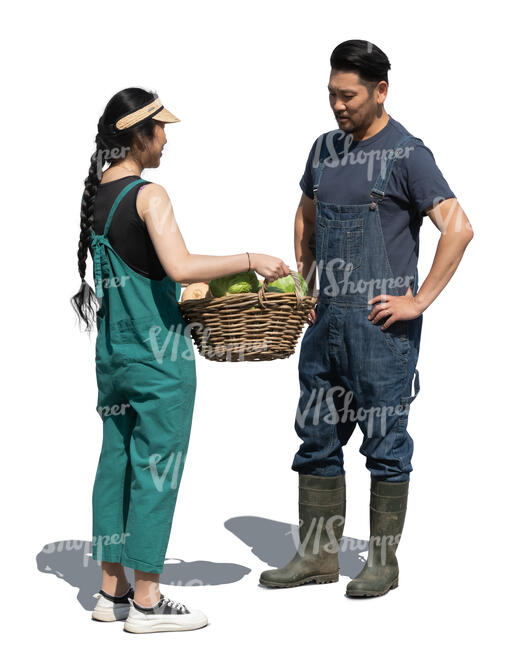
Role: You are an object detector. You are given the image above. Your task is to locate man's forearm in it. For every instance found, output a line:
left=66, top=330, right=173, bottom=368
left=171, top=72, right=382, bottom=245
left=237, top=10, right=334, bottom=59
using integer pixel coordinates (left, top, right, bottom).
left=414, top=231, right=473, bottom=312
left=295, top=220, right=317, bottom=296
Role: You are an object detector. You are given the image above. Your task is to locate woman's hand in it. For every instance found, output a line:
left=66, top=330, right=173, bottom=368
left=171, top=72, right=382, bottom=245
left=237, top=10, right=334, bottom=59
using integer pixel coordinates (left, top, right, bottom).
left=251, top=254, right=291, bottom=282
left=368, top=287, right=423, bottom=329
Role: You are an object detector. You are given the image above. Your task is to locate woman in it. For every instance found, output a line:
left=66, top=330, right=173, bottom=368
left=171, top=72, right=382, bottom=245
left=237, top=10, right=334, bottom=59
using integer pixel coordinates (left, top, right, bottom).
left=71, top=87, right=290, bottom=634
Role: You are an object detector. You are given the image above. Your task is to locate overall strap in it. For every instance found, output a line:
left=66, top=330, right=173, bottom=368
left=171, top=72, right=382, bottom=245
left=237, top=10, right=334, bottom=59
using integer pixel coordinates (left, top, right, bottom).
left=90, top=178, right=147, bottom=300
left=369, top=133, right=415, bottom=205
left=103, top=178, right=147, bottom=237
left=312, top=133, right=333, bottom=204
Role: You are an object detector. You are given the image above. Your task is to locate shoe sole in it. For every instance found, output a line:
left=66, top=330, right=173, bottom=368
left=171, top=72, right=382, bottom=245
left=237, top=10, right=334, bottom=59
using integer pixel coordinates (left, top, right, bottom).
left=91, top=605, right=131, bottom=622
left=259, top=573, right=339, bottom=588
left=124, top=616, right=208, bottom=634
left=345, top=577, right=399, bottom=598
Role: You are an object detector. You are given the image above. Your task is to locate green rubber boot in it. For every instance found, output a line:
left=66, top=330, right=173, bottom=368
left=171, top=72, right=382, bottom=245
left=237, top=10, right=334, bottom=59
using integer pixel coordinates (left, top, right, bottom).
left=346, top=476, right=409, bottom=598
left=259, top=473, right=346, bottom=588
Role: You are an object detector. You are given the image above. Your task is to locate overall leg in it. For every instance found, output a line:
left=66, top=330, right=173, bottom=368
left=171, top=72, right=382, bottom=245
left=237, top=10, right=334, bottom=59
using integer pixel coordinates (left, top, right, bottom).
left=292, top=301, right=356, bottom=477
left=121, top=358, right=196, bottom=575
left=343, top=308, right=417, bottom=482
left=92, top=360, right=136, bottom=566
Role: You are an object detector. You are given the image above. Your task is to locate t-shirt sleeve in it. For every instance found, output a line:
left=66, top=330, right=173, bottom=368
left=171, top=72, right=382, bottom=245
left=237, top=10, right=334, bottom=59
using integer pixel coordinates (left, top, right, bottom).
left=299, top=137, right=320, bottom=199
left=402, top=138, right=456, bottom=217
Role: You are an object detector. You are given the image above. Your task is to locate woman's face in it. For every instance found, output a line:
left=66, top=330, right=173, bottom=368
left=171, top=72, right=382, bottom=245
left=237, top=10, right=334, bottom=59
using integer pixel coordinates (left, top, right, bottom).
left=153, top=121, right=167, bottom=161
left=139, top=120, right=167, bottom=168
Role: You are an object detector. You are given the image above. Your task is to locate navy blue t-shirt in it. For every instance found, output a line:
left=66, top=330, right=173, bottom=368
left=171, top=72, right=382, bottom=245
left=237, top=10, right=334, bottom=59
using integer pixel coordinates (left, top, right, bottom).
left=300, top=115, right=456, bottom=283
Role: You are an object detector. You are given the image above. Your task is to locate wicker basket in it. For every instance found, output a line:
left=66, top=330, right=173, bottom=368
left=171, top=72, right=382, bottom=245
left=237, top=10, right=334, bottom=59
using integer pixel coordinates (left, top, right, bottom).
left=178, top=270, right=317, bottom=362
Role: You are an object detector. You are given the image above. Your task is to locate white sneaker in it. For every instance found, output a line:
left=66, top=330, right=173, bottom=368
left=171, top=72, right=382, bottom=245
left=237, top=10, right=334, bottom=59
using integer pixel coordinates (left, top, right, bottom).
left=91, top=585, right=134, bottom=621
left=123, top=594, right=208, bottom=633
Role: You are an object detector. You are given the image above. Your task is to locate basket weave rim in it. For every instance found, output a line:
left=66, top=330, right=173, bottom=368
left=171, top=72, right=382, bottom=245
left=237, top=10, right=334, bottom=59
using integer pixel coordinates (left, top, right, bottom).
left=179, top=269, right=313, bottom=307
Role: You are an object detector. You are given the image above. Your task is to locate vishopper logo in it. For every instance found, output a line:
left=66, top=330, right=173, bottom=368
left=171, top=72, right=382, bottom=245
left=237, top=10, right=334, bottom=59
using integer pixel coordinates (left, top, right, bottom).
left=286, top=518, right=402, bottom=567
left=42, top=540, right=90, bottom=554
left=312, top=258, right=414, bottom=301
left=96, top=145, right=131, bottom=176
left=165, top=578, right=205, bottom=587
left=141, top=318, right=276, bottom=364
left=41, top=535, right=130, bottom=567
left=143, top=321, right=196, bottom=364
left=287, top=515, right=346, bottom=556
left=91, top=532, right=131, bottom=565
left=198, top=324, right=270, bottom=361
left=365, top=533, right=403, bottom=567
left=144, top=450, right=186, bottom=492
left=429, top=196, right=472, bottom=234
left=144, top=193, right=179, bottom=235
left=97, top=401, right=131, bottom=418
left=296, top=384, right=410, bottom=439
left=98, top=274, right=131, bottom=289
left=312, top=130, right=415, bottom=182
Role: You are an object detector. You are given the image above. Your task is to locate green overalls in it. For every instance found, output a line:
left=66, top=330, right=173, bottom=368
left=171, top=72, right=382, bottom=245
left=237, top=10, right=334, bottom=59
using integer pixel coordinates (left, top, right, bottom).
left=90, top=178, right=197, bottom=574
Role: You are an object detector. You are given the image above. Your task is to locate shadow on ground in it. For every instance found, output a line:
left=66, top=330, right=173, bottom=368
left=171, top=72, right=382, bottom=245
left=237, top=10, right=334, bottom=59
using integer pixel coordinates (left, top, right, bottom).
left=36, top=541, right=250, bottom=611
left=37, top=517, right=366, bottom=608
left=225, top=516, right=366, bottom=579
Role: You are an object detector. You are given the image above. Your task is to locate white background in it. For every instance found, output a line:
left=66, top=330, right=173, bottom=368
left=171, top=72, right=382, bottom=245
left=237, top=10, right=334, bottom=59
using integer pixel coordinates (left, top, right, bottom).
left=2, top=0, right=506, bottom=647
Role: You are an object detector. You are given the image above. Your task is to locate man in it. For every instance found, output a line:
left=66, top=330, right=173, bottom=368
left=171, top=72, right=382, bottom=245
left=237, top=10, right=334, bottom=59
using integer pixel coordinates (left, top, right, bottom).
left=259, top=39, right=473, bottom=597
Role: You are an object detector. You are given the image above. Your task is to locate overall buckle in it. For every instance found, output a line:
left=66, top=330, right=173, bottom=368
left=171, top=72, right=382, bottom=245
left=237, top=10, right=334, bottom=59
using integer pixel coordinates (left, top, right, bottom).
left=369, top=189, right=384, bottom=210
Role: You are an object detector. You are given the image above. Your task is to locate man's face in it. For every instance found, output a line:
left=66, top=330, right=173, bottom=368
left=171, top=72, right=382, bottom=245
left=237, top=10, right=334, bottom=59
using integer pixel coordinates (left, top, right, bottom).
left=328, top=69, right=385, bottom=136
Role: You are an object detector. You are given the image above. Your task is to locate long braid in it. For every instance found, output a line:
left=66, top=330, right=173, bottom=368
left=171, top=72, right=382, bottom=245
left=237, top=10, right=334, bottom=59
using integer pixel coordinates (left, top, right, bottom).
left=70, top=133, right=107, bottom=332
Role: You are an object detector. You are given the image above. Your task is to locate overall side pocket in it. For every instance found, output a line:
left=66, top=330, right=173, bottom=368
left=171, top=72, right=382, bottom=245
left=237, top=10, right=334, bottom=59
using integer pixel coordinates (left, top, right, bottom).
left=381, top=318, right=410, bottom=362
left=396, top=368, right=420, bottom=430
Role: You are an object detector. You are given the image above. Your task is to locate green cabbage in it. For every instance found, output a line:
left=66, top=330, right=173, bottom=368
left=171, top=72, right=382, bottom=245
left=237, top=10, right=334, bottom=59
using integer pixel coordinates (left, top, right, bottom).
left=209, top=270, right=260, bottom=297
left=265, top=272, right=308, bottom=295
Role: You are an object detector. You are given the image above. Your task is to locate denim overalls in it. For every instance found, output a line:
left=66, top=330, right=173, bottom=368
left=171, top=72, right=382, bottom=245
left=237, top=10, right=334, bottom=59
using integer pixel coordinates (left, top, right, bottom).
left=292, top=134, right=422, bottom=482
left=90, top=178, right=197, bottom=573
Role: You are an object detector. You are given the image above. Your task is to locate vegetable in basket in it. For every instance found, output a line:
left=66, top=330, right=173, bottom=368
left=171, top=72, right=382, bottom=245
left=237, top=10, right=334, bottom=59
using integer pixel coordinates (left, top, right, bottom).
left=209, top=271, right=260, bottom=297
left=181, top=282, right=211, bottom=301
left=258, top=271, right=308, bottom=295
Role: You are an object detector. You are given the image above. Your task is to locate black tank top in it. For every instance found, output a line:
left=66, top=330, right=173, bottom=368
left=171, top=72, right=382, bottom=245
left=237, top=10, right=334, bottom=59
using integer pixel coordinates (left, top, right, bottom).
left=92, top=175, right=167, bottom=280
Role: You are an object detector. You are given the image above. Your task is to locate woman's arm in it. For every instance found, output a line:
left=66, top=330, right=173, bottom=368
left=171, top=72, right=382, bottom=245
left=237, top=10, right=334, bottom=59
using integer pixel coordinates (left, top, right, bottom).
left=137, top=183, right=290, bottom=283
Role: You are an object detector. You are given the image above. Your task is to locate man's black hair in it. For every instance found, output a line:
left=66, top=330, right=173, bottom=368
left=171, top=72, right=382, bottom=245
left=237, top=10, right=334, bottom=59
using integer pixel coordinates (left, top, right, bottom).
left=330, top=39, right=391, bottom=94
